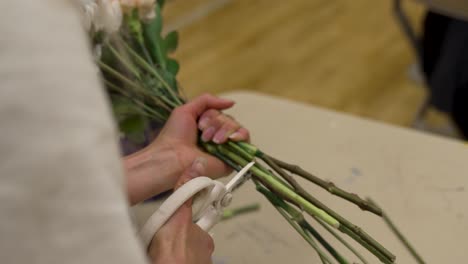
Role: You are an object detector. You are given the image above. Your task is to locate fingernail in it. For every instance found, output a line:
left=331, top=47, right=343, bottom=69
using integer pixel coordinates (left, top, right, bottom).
left=213, top=129, right=227, bottom=144
left=228, top=132, right=241, bottom=140
left=189, top=157, right=206, bottom=178
left=198, top=117, right=210, bottom=130
left=201, top=127, right=216, bottom=142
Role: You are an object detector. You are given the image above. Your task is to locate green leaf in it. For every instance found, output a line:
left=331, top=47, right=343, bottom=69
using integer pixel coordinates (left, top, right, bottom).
left=119, top=112, right=148, bottom=145
left=160, top=69, right=178, bottom=92
left=111, top=96, right=141, bottom=118
left=167, top=58, right=180, bottom=76
left=164, top=31, right=179, bottom=53
left=142, top=4, right=167, bottom=68
left=157, top=0, right=166, bottom=8
left=119, top=115, right=147, bottom=134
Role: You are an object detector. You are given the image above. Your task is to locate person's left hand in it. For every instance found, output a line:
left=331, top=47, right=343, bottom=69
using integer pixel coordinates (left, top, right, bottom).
left=124, top=94, right=250, bottom=204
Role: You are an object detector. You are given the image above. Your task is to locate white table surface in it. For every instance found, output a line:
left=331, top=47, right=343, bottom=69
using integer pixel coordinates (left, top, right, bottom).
left=134, top=91, right=468, bottom=263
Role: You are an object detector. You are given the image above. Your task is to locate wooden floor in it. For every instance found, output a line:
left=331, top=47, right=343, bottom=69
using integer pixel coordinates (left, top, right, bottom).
left=163, top=0, right=428, bottom=126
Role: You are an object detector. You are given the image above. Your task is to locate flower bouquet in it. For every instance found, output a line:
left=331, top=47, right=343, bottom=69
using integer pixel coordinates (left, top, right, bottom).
left=80, top=1, right=396, bottom=263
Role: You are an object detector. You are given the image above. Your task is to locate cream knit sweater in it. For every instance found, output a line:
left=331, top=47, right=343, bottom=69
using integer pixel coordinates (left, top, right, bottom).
left=0, top=1, right=148, bottom=263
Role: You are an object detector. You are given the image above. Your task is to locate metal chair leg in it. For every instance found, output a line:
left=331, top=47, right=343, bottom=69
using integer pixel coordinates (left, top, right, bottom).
left=393, top=0, right=430, bottom=127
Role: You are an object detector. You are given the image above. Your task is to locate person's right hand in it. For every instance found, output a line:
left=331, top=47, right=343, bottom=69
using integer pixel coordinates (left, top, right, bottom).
left=148, top=158, right=214, bottom=264
left=124, top=94, right=250, bottom=205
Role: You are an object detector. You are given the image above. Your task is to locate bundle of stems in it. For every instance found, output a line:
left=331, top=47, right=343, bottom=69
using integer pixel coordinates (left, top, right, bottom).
left=94, top=2, right=395, bottom=263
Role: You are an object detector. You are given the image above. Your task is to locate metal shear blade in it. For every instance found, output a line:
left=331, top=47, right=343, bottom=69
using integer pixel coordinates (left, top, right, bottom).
left=225, top=161, right=255, bottom=192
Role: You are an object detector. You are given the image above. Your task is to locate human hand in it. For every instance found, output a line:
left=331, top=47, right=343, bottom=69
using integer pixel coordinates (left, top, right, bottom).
left=125, top=94, right=250, bottom=204
left=156, top=93, right=250, bottom=176
left=148, top=158, right=214, bottom=264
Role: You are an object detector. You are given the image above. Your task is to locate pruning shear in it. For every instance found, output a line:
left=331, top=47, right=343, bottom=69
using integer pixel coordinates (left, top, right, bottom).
left=139, top=161, right=256, bottom=248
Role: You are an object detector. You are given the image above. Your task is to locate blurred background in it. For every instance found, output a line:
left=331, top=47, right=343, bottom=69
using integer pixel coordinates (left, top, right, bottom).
left=162, top=0, right=468, bottom=139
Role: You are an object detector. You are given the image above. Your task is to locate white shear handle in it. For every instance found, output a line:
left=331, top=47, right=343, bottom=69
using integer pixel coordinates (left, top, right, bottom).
left=139, top=162, right=255, bottom=249
left=139, top=177, right=215, bottom=249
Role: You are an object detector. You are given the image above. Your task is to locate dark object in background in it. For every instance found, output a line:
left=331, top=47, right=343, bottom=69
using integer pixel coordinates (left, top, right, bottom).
left=422, top=11, right=468, bottom=138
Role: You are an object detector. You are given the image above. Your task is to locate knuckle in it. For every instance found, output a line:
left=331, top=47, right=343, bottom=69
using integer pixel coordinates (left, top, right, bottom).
left=200, top=93, right=213, bottom=101
left=217, top=113, right=231, bottom=123
left=223, top=117, right=240, bottom=128
left=237, top=128, right=250, bottom=140
left=213, top=114, right=226, bottom=125
left=204, top=109, right=220, bottom=117
left=205, top=117, right=220, bottom=129
left=227, top=122, right=240, bottom=131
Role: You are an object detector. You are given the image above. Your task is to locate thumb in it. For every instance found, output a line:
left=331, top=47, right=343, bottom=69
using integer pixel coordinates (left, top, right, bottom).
left=170, top=157, right=207, bottom=224
left=148, top=158, right=207, bottom=256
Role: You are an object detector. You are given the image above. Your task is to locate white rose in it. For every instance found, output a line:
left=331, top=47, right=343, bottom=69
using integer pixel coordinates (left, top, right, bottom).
left=96, top=0, right=122, bottom=33
left=79, top=0, right=122, bottom=33
left=120, top=0, right=156, bottom=21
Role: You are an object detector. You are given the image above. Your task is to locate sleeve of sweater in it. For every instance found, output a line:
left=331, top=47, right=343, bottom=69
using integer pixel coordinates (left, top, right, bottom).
left=0, top=1, right=149, bottom=263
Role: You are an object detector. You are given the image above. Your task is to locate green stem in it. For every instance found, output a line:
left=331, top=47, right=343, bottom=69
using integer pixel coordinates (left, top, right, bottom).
left=222, top=203, right=260, bottom=220
left=98, top=61, right=145, bottom=93
left=237, top=142, right=381, bottom=216
left=227, top=141, right=255, bottom=161
left=256, top=184, right=349, bottom=264
left=135, top=37, right=156, bottom=68
left=300, top=220, right=349, bottom=264
left=216, top=144, right=340, bottom=228
left=107, top=42, right=142, bottom=80
left=258, top=152, right=394, bottom=263
left=200, top=142, right=241, bottom=171
left=312, top=215, right=369, bottom=264
left=260, top=154, right=301, bottom=191
left=223, top=142, right=290, bottom=188
left=237, top=141, right=259, bottom=156
left=367, top=198, right=425, bottom=264
left=339, top=225, right=392, bottom=264
left=121, top=41, right=183, bottom=106
left=267, top=154, right=382, bottom=216
left=98, top=60, right=175, bottom=111
left=104, top=80, right=168, bottom=121
left=256, top=184, right=334, bottom=264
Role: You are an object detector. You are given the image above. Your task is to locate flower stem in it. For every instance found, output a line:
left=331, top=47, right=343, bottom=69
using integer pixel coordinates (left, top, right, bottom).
left=222, top=203, right=260, bottom=220
left=200, top=142, right=241, bottom=171
left=366, top=198, right=426, bottom=264
left=121, top=41, right=184, bottom=106
left=103, top=80, right=168, bottom=121
left=256, top=182, right=351, bottom=264
left=98, top=59, right=175, bottom=111
left=107, top=42, right=142, bottom=80
left=216, top=144, right=340, bottom=228
left=266, top=154, right=382, bottom=216
left=312, top=215, right=369, bottom=264
left=338, top=224, right=393, bottom=264
left=258, top=153, right=394, bottom=263
left=300, top=219, right=349, bottom=264
left=227, top=141, right=255, bottom=161
left=256, top=184, right=335, bottom=264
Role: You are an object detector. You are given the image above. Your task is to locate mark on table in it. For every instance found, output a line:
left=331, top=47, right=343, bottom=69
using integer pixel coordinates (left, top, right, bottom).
left=426, top=185, right=465, bottom=193
left=343, top=167, right=362, bottom=185
left=223, top=219, right=291, bottom=253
